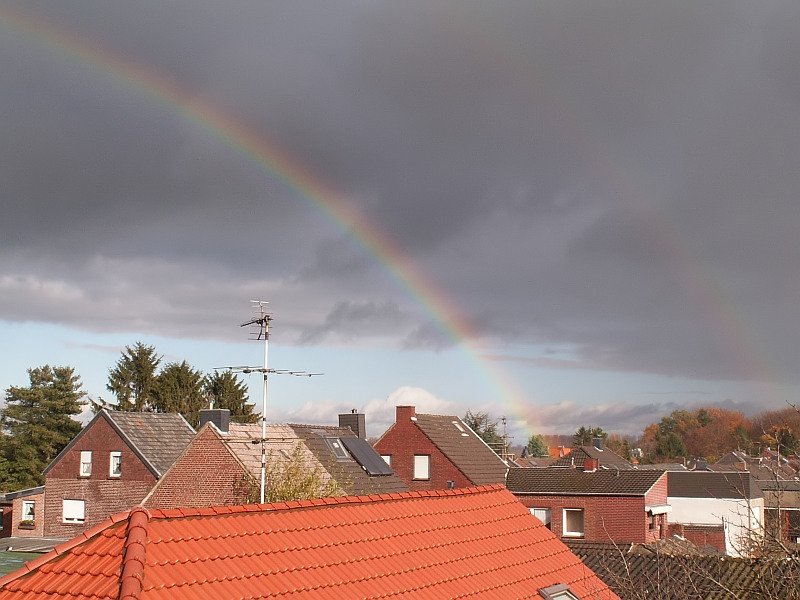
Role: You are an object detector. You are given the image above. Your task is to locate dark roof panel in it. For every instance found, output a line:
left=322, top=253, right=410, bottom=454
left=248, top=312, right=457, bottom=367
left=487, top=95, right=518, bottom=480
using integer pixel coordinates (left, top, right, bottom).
left=667, top=471, right=761, bottom=499
left=507, top=467, right=665, bottom=496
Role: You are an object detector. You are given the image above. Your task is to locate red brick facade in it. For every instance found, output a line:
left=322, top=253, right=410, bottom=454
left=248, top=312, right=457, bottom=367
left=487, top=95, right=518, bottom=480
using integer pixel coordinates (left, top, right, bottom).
left=373, top=406, right=472, bottom=491
left=670, top=523, right=727, bottom=554
left=144, top=425, right=250, bottom=508
left=9, top=491, right=44, bottom=538
left=43, top=416, right=156, bottom=537
left=514, top=476, right=670, bottom=544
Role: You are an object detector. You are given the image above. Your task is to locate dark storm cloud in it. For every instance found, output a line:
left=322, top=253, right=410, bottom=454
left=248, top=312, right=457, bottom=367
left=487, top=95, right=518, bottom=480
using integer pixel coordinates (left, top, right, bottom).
left=2, top=1, right=800, bottom=384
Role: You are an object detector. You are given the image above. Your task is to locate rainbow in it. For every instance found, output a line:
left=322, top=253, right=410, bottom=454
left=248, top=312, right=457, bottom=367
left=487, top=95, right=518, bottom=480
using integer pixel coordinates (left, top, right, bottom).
left=1, top=7, right=536, bottom=427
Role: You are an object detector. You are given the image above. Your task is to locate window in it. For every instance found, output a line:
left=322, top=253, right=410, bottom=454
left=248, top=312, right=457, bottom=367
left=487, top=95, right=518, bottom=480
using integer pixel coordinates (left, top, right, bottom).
left=530, top=508, right=552, bottom=529
left=381, top=455, right=391, bottom=466
left=109, top=452, right=122, bottom=477
left=63, top=499, right=85, bottom=524
left=413, top=455, right=430, bottom=480
left=79, top=451, right=92, bottom=476
left=563, top=508, right=584, bottom=537
left=21, top=501, right=35, bottom=522
left=324, top=438, right=351, bottom=461
left=539, top=583, right=579, bottom=600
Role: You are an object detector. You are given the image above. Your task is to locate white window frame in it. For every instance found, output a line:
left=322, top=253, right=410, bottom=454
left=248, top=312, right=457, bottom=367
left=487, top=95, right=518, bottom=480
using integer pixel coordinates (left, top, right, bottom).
left=109, top=451, right=122, bottom=477
left=562, top=508, right=585, bottom=538
left=381, top=455, right=391, bottom=466
left=62, top=499, right=85, bottom=524
left=21, top=500, right=35, bottom=522
left=79, top=451, right=92, bottom=477
left=539, top=583, right=580, bottom=600
left=530, top=507, right=552, bottom=528
left=413, top=454, right=430, bottom=480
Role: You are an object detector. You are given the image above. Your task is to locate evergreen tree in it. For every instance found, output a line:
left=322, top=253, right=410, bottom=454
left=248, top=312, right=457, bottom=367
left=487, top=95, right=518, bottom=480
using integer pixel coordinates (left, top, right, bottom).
left=573, top=426, right=607, bottom=447
left=0, top=366, right=85, bottom=490
left=203, top=371, right=257, bottom=423
left=463, top=410, right=503, bottom=447
left=525, top=433, right=548, bottom=457
left=152, top=361, right=205, bottom=427
left=106, top=342, right=161, bottom=411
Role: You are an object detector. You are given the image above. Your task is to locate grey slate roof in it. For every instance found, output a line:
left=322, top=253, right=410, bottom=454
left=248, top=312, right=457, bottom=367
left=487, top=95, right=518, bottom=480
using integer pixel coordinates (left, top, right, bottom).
left=289, top=424, right=409, bottom=495
left=507, top=467, right=665, bottom=496
left=413, top=414, right=508, bottom=485
left=667, top=471, right=761, bottom=499
left=104, top=411, right=196, bottom=476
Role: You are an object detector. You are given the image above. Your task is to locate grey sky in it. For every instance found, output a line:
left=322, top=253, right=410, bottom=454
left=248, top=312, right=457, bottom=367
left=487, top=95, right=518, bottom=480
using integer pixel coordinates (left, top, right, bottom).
left=2, top=1, right=799, bottom=435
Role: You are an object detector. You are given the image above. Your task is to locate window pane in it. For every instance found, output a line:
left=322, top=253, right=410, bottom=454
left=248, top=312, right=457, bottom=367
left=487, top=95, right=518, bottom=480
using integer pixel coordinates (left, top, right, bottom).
left=80, top=451, right=92, bottom=476
left=413, top=455, right=430, bottom=479
left=110, top=452, right=122, bottom=476
left=531, top=508, right=551, bottom=526
left=564, top=509, right=584, bottom=536
left=22, top=501, right=35, bottom=521
left=63, top=499, right=85, bottom=523
left=381, top=455, right=391, bottom=466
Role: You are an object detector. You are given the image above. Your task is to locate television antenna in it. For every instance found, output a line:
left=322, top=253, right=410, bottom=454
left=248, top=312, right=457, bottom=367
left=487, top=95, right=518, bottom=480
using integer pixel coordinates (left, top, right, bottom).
left=216, top=300, right=321, bottom=503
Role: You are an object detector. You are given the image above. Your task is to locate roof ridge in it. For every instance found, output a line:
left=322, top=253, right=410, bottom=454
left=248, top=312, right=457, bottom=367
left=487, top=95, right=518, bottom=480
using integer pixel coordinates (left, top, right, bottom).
left=119, top=507, right=150, bottom=600
left=148, top=484, right=506, bottom=520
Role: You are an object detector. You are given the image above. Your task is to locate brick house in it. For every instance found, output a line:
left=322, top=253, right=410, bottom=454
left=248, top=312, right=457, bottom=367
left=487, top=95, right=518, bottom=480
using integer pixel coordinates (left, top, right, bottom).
left=507, top=467, right=670, bottom=544
left=144, top=410, right=407, bottom=508
left=41, top=410, right=195, bottom=538
left=4, top=487, right=44, bottom=538
left=550, top=439, right=634, bottom=471
left=0, top=485, right=619, bottom=599
left=667, top=470, right=764, bottom=557
left=373, top=405, right=508, bottom=491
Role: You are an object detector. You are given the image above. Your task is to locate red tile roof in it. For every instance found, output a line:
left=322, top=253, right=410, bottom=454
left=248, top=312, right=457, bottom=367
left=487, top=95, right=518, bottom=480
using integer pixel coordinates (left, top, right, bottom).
left=0, top=485, right=617, bottom=599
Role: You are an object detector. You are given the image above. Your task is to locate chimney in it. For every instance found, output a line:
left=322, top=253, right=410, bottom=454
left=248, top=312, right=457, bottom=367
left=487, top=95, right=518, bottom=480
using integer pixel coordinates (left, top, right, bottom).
left=694, top=458, right=709, bottom=471
left=338, top=410, right=367, bottom=440
left=592, top=437, right=604, bottom=451
left=199, top=408, right=230, bottom=433
left=584, top=458, right=599, bottom=472
left=396, top=405, right=416, bottom=422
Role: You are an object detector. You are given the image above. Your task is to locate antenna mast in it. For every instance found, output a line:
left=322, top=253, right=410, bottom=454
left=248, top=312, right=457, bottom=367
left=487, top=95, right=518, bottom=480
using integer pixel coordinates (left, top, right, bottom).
left=217, top=301, right=321, bottom=503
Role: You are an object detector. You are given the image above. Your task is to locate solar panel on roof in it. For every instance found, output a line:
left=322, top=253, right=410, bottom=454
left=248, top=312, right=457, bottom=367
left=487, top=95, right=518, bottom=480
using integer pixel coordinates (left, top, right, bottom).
left=341, top=437, right=394, bottom=476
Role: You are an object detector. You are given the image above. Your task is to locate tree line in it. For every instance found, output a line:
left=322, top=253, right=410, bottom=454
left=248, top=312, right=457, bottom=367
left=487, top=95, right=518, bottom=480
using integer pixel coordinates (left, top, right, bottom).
left=0, top=342, right=257, bottom=491
left=467, top=405, right=800, bottom=464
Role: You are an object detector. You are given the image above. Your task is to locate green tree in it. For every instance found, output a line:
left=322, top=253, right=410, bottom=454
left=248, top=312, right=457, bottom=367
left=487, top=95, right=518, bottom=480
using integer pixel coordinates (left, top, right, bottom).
left=106, top=342, right=161, bottom=411
left=463, top=410, right=503, bottom=447
left=238, top=444, right=340, bottom=503
left=0, top=366, right=85, bottom=489
left=152, top=361, right=205, bottom=427
left=573, top=426, right=607, bottom=447
left=525, top=433, right=548, bottom=457
left=203, top=371, right=257, bottom=423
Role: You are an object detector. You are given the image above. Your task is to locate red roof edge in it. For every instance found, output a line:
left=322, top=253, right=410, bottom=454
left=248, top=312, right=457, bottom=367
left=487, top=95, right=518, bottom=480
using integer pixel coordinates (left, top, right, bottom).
left=0, top=507, right=136, bottom=589
left=148, top=484, right=506, bottom=519
left=119, top=507, right=150, bottom=600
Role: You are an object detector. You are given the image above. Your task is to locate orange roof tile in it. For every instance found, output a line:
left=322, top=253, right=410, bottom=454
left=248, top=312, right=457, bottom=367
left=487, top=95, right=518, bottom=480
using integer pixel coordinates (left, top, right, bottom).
left=0, top=485, right=617, bottom=599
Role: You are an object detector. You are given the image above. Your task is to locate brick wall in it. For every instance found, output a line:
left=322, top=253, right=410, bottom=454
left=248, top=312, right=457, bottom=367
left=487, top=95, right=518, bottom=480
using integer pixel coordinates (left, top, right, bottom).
left=515, top=494, right=654, bottom=544
left=44, top=415, right=157, bottom=537
left=374, top=406, right=472, bottom=491
left=144, top=425, right=251, bottom=508
left=10, top=491, right=44, bottom=538
left=679, top=524, right=727, bottom=554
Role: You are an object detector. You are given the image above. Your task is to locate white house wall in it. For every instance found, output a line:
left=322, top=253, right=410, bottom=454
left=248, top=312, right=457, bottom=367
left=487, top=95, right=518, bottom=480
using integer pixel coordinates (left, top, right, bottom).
left=668, top=496, right=764, bottom=557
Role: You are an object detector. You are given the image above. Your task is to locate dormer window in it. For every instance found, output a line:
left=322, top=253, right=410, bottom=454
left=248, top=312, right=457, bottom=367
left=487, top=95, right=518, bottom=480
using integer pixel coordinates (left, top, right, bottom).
left=79, top=451, right=92, bottom=477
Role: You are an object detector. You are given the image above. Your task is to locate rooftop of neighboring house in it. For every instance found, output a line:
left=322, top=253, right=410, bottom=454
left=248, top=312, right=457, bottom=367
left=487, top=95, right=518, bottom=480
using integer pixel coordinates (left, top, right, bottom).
left=507, top=467, right=666, bottom=496
left=713, top=450, right=800, bottom=482
left=378, top=406, right=509, bottom=485
left=288, top=423, right=409, bottom=495
left=568, top=539, right=798, bottom=600
left=667, top=470, right=762, bottom=499
left=43, top=409, right=195, bottom=478
left=635, top=462, right=688, bottom=471
left=0, top=485, right=618, bottom=599
left=550, top=442, right=635, bottom=471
